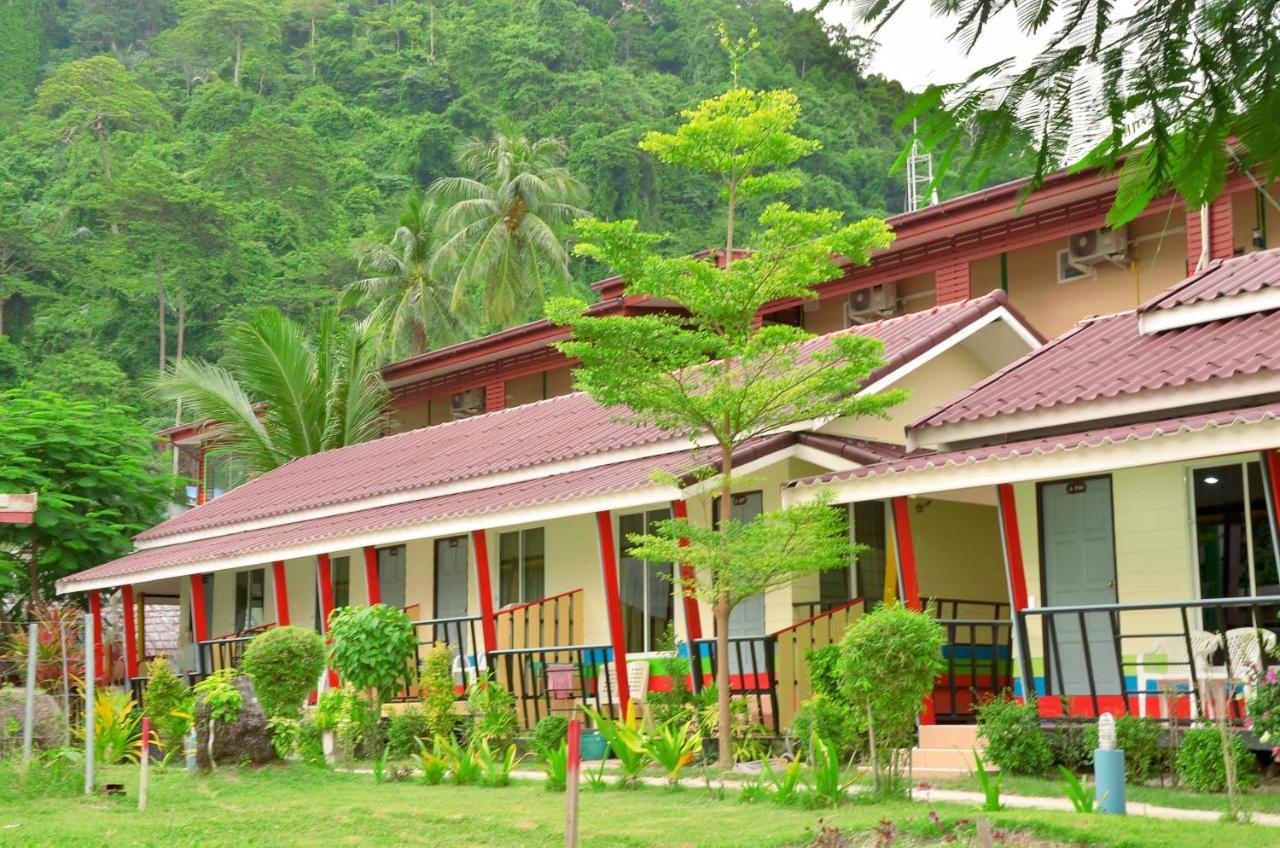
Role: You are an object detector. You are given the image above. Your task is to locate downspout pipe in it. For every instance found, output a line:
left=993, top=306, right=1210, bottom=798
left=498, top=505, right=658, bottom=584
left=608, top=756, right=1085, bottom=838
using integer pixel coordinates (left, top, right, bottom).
left=1196, top=205, right=1211, bottom=272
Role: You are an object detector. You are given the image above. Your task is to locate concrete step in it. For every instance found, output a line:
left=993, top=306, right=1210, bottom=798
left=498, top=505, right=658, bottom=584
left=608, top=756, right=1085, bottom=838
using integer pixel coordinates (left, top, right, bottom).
left=917, top=723, right=980, bottom=750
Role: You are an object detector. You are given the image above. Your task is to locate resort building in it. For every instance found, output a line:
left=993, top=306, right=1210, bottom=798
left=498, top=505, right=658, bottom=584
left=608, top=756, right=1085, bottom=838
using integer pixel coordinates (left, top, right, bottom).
left=56, top=166, right=1280, bottom=739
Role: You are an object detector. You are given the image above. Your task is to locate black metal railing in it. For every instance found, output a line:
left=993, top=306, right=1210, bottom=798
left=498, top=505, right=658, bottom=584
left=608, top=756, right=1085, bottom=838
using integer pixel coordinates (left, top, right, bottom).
left=196, top=634, right=256, bottom=674
left=394, top=614, right=485, bottom=701
left=692, top=635, right=780, bottom=734
left=933, top=617, right=1014, bottom=722
left=487, top=643, right=618, bottom=729
left=930, top=597, right=1009, bottom=622
left=1018, top=595, right=1280, bottom=724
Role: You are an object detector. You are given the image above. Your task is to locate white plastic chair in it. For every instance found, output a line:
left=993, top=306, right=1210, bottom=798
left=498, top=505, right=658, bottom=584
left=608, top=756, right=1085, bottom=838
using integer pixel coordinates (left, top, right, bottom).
left=604, top=660, right=651, bottom=707
left=1199, top=627, right=1277, bottom=717
left=1135, top=631, right=1220, bottom=718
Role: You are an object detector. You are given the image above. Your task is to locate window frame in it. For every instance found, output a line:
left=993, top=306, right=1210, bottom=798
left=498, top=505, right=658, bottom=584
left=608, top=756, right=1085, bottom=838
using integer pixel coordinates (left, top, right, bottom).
left=497, top=526, right=546, bottom=607
left=1185, top=455, right=1280, bottom=605
left=618, top=507, right=675, bottom=654
left=233, top=568, right=265, bottom=633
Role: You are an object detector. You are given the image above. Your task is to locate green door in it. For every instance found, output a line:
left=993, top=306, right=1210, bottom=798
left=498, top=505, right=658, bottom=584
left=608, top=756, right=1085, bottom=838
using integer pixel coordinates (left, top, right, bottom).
left=1041, top=478, right=1121, bottom=696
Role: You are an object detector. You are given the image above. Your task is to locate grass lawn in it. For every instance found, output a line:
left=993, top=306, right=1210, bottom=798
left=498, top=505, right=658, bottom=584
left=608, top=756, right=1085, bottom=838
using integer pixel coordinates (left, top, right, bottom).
left=3, top=765, right=1280, bottom=847
left=930, top=772, right=1280, bottom=816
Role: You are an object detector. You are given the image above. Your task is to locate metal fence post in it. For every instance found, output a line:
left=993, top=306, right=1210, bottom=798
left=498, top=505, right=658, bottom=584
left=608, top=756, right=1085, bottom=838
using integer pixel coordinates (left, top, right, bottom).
left=84, top=611, right=95, bottom=795
left=59, top=617, right=71, bottom=747
left=22, top=621, right=37, bottom=766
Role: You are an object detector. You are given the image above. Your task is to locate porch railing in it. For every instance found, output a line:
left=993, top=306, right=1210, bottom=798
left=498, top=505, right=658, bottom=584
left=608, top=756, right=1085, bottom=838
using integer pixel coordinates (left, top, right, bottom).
left=196, top=634, right=256, bottom=675
left=487, top=643, right=618, bottom=729
left=1018, top=594, right=1280, bottom=724
left=495, top=589, right=583, bottom=651
left=692, top=635, right=780, bottom=734
left=393, top=614, right=486, bottom=701
left=932, top=617, right=1014, bottom=722
left=773, top=599, right=865, bottom=728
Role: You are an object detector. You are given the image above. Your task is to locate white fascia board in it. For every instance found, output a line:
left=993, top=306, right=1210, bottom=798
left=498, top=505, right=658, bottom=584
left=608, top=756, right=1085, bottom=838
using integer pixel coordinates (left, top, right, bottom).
left=135, top=434, right=698, bottom=551
left=858, top=305, right=1041, bottom=399
left=785, top=414, right=1280, bottom=507
left=913, top=370, right=1280, bottom=450
left=1139, top=287, right=1280, bottom=334
left=58, top=483, right=683, bottom=594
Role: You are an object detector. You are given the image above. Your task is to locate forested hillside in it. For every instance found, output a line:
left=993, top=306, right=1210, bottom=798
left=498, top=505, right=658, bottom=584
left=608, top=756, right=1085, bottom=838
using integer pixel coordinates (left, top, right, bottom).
left=0, top=0, right=1016, bottom=422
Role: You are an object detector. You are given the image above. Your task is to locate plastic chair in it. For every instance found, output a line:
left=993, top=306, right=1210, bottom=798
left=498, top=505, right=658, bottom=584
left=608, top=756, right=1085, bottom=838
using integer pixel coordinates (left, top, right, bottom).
left=1135, top=630, right=1220, bottom=718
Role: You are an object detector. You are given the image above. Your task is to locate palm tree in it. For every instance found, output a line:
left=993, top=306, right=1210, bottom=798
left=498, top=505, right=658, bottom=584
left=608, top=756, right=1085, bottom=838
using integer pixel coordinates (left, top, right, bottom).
left=430, top=125, right=589, bottom=328
left=347, top=190, right=463, bottom=360
left=152, top=307, right=389, bottom=477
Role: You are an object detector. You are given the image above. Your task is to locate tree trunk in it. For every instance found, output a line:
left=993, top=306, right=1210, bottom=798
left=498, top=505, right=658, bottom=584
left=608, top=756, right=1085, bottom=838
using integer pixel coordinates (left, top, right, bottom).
left=410, top=323, right=427, bottom=356
left=234, top=34, right=243, bottom=86
left=96, top=120, right=120, bottom=235
left=310, top=16, right=318, bottom=76
left=172, top=290, right=187, bottom=476
left=156, top=253, right=167, bottom=376
left=428, top=6, right=435, bottom=60
left=0, top=296, right=6, bottom=337
left=26, top=542, right=39, bottom=609
left=716, top=438, right=734, bottom=769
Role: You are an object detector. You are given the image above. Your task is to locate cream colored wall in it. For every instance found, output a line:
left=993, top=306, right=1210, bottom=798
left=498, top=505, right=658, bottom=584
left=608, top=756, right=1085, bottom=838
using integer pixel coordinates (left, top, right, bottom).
left=912, top=498, right=1006, bottom=604
left=803, top=271, right=937, bottom=336
left=505, top=372, right=544, bottom=408
left=545, top=366, right=574, bottom=398
left=983, top=215, right=1190, bottom=339
left=818, top=342, right=994, bottom=445
left=393, top=399, right=431, bottom=433
left=1013, top=461, right=1197, bottom=672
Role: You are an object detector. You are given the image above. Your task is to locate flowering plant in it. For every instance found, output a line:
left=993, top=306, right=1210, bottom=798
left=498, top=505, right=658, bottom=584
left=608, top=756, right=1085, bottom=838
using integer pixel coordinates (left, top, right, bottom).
left=1247, top=666, right=1280, bottom=755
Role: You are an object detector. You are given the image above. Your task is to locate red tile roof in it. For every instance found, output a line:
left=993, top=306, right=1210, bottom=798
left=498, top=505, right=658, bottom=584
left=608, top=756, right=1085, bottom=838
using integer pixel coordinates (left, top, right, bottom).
left=62, top=448, right=703, bottom=589
left=137, top=392, right=674, bottom=543
left=139, top=291, right=1027, bottom=546
left=1140, top=250, right=1280, bottom=312
left=790, top=401, right=1280, bottom=490
left=912, top=300, right=1280, bottom=431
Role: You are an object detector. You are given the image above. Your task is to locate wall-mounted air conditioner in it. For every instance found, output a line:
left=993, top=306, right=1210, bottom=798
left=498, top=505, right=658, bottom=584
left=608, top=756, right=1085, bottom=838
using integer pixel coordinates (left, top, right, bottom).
left=844, top=282, right=897, bottom=325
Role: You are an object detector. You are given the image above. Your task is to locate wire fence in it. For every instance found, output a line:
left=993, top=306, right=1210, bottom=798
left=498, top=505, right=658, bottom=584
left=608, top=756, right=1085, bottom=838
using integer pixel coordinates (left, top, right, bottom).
left=0, top=612, right=88, bottom=759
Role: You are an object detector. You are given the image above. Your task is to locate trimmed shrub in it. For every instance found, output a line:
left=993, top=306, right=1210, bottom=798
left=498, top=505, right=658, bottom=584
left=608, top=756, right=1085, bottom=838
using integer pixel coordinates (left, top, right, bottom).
left=1085, top=715, right=1170, bottom=783
left=0, top=685, right=64, bottom=755
left=839, top=604, right=947, bottom=795
left=791, top=693, right=861, bottom=761
left=418, top=642, right=458, bottom=740
left=531, top=715, right=569, bottom=754
left=976, top=696, right=1054, bottom=776
left=806, top=644, right=842, bottom=699
left=142, top=655, right=193, bottom=753
left=1175, top=726, right=1258, bottom=793
left=386, top=706, right=433, bottom=757
left=327, top=605, right=417, bottom=706
left=242, top=626, right=326, bottom=719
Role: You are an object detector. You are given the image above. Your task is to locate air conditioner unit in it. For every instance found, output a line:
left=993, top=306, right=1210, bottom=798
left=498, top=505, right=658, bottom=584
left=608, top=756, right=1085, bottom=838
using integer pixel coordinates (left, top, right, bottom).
left=1067, top=227, right=1128, bottom=268
left=845, top=283, right=897, bottom=325
left=449, top=387, right=485, bottom=420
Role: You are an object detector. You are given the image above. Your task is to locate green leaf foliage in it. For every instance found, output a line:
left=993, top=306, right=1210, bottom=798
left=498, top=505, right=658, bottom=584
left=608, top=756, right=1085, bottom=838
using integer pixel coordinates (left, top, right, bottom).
left=975, top=695, right=1054, bottom=777
left=0, top=387, right=176, bottom=606
left=325, top=604, right=418, bottom=706
left=241, top=625, right=326, bottom=720
left=1174, top=725, right=1259, bottom=793
left=2, top=0, right=978, bottom=415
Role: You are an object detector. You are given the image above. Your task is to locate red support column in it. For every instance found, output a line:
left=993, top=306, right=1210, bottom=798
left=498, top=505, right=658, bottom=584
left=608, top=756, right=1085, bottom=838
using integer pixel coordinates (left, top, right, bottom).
left=890, top=496, right=932, bottom=725
left=88, top=590, right=105, bottom=683
left=196, top=449, right=207, bottom=506
left=472, top=530, right=498, bottom=655
left=670, top=500, right=702, bottom=642
left=189, top=573, right=208, bottom=644
left=996, top=484, right=1030, bottom=612
left=996, top=482, right=1036, bottom=708
left=120, top=584, right=139, bottom=681
left=595, top=510, right=631, bottom=709
left=363, top=546, right=381, bottom=606
left=272, top=561, right=290, bottom=626
left=889, top=497, right=922, bottom=612
left=317, top=553, right=338, bottom=687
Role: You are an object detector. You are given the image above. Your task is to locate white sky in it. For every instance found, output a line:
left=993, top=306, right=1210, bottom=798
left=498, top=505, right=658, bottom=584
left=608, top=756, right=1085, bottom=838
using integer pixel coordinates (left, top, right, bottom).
left=794, top=0, right=1067, bottom=92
